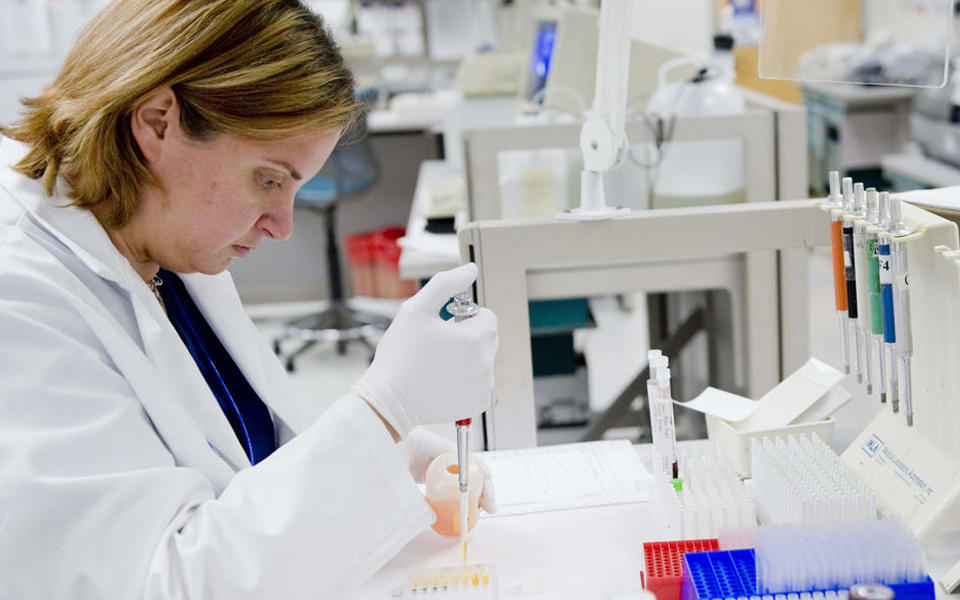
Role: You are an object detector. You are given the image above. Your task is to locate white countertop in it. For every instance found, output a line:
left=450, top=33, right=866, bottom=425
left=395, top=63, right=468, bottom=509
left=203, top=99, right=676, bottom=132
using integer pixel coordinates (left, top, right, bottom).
left=349, top=441, right=960, bottom=600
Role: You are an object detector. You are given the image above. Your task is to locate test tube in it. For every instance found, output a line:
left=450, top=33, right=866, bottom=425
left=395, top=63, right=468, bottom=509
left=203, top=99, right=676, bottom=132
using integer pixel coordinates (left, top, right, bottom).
left=853, top=184, right=872, bottom=394
left=828, top=172, right=851, bottom=374
left=867, top=190, right=887, bottom=403
left=842, top=179, right=862, bottom=382
left=878, top=192, right=899, bottom=412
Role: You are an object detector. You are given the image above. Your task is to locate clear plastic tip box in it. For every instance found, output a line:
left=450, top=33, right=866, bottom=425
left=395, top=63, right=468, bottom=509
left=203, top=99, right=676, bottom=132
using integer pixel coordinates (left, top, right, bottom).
left=680, top=550, right=935, bottom=600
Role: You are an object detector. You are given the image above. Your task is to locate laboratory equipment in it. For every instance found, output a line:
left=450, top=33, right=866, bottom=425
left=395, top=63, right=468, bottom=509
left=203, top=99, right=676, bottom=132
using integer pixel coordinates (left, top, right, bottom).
left=394, top=564, right=496, bottom=599
left=754, top=520, right=928, bottom=594
left=852, top=184, right=873, bottom=394
left=850, top=586, right=895, bottom=600
left=424, top=451, right=483, bottom=538
left=445, top=290, right=480, bottom=562
left=877, top=195, right=899, bottom=412
left=840, top=196, right=960, bottom=593
left=658, top=444, right=755, bottom=539
left=647, top=36, right=747, bottom=210
left=842, top=177, right=863, bottom=382
left=647, top=350, right=678, bottom=481
left=866, top=189, right=887, bottom=404
left=680, top=548, right=934, bottom=600
left=558, top=0, right=632, bottom=220
left=887, top=199, right=915, bottom=426
left=757, top=0, right=952, bottom=88
left=751, top=434, right=876, bottom=525
left=643, top=539, right=719, bottom=600
left=825, top=172, right=851, bottom=375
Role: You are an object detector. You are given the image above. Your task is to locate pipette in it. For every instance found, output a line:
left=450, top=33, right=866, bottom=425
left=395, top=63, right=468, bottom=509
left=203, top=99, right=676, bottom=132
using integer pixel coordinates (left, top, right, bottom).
left=852, top=183, right=872, bottom=394
left=877, top=192, right=899, bottom=413
left=888, top=198, right=915, bottom=426
left=842, top=178, right=862, bottom=382
left=446, top=291, right=480, bottom=564
left=866, top=189, right=887, bottom=403
left=827, top=172, right=851, bottom=375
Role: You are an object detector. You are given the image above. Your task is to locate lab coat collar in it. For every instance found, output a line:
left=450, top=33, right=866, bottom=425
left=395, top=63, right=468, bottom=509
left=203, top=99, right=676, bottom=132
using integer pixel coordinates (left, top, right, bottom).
left=0, top=137, right=140, bottom=291
left=0, top=136, right=304, bottom=467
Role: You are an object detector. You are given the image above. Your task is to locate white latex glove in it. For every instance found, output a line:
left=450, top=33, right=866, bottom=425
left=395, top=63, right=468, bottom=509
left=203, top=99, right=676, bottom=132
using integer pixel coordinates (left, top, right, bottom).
left=400, top=428, right=497, bottom=514
left=353, top=263, right=498, bottom=439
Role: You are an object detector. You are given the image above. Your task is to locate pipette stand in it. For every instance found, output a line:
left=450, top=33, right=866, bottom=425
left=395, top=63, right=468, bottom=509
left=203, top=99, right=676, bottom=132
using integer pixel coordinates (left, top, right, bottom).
left=835, top=201, right=960, bottom=593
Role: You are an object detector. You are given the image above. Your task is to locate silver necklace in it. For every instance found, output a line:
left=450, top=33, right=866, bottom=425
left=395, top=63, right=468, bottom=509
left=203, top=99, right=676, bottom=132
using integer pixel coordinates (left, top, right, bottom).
left=147, top=276, right=164, bottom=307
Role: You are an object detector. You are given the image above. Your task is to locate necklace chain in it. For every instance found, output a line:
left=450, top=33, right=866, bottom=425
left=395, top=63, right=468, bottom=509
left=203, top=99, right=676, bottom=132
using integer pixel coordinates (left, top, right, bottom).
left=147, top=276, right=164, bottom=307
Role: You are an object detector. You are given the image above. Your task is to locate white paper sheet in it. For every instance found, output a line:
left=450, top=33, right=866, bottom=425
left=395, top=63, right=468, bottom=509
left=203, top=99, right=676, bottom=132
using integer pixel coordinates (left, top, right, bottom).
left=477, top=440, right=651, bottom=517
left=679, top=387, right=758, bottom=422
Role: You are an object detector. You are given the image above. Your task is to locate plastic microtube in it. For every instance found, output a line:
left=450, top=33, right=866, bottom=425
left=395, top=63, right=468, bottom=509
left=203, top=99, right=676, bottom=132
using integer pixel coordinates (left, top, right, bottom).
left=853, top=184, right=872, bottom=394
left=647, top=351, right=677, bottom=480
left=828, top=172, right=850, bottom=375
left=842, top=179, right=862, bottom=382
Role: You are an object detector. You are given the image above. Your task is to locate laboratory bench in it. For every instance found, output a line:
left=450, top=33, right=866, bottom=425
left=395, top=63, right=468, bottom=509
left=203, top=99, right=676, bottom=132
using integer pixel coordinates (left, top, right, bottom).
left=349, top=440, right=960, bottom=600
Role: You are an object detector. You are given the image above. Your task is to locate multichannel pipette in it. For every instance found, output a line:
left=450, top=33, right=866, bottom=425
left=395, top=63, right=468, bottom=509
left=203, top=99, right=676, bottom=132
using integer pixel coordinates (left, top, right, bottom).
left=887, top=198, right=915, bottom=426
left=877, top=192, right=899, bottom=413
left=827, top=172, right=850, bottom=375
left=446, top=291, right=480, bottom=564
left=852, top=183, right=872, bottom=394
left=866, top=189, right=887, bottom=403
left=842, top=178, right=863, bottom=382
left=647, top=350, right=678, bottom=481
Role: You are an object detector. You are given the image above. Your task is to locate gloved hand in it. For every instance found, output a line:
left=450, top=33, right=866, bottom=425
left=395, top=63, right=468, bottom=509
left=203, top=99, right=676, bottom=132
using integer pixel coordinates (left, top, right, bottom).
left=399, top=428, right=497, bottom=514
left=353, top=263, right=498, bottom=440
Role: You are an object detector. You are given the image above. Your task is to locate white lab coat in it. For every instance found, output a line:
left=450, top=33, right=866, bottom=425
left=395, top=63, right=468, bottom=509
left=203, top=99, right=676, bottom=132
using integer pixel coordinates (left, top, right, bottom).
left=0, top=137, right=433, bottom=599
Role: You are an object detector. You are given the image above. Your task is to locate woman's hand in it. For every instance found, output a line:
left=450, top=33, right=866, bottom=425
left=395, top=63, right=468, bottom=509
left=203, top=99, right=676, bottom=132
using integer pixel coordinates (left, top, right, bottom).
left=399, top=428, right=497, bottom=514
left=353, top=263, right=498, bottom=440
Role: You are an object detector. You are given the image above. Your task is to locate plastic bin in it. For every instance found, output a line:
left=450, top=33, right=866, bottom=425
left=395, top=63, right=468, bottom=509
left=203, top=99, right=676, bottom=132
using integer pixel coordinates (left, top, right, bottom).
left=345, top=232, right=376, bottom=297
left=370, top=227, right=418, bottom=299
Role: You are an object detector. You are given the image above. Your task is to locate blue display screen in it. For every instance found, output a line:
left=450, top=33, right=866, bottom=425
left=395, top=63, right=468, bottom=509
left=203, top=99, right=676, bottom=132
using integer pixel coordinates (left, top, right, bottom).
left=529, top=20, right=557, bottom=102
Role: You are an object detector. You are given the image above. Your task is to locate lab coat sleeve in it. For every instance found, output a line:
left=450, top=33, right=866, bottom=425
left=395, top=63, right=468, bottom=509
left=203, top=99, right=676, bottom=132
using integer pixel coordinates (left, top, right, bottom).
left=144, top=392, right=435, bottom=600
left=0, top=296, right=433, bottom=600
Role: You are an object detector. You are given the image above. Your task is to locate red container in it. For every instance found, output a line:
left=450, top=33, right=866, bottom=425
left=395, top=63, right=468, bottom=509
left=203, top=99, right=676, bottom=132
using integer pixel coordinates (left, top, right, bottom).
left=345, top=232, right=376, bottom=298
left=370, top=226, right=417, bottom=299
left=643, top=539, right=719, bottom=600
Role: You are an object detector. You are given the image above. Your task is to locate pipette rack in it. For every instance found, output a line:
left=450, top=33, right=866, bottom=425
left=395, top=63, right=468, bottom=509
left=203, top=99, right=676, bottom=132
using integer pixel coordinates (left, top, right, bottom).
left=824, top=199, right=960, bottom=592
left=751, top=434, right=876, bottom=525
left=643, top=539, right=719, bottom=600
left=680, top=549, right=935, bottom=600
left=658, top=444, right=756, bottom=539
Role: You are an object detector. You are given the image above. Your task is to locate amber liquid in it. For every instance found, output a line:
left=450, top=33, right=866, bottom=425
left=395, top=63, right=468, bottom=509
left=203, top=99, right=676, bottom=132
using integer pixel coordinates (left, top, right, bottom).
left=427, top=496, right=479, bottom=537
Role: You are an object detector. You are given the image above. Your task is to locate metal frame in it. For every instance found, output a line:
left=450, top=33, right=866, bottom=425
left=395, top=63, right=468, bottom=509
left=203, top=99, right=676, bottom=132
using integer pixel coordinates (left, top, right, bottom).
left=459, top=200, right=830, bottom=449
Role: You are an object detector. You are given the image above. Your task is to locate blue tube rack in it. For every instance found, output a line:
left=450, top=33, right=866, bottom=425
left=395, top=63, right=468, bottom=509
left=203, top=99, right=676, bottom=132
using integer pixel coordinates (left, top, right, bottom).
left=680, top=549, right=935, bottom=600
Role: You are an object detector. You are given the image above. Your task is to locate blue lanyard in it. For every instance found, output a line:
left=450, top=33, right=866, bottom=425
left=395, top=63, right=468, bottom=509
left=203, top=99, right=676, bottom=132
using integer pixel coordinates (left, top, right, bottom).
left=157, top=270, right=277, bottom=465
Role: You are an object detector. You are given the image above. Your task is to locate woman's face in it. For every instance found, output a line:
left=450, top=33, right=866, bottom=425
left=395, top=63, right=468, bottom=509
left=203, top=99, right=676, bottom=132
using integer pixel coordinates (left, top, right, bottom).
left=127, top=89, right=340, bottom=276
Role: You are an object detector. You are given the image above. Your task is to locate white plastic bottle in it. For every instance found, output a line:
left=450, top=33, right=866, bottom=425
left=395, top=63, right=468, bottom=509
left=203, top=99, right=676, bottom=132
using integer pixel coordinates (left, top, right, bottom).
left=647, top=35, right=746, bottom=209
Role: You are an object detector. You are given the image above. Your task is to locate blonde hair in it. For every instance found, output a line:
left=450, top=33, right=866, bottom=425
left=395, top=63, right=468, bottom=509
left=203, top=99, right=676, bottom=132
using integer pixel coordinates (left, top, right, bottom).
left=1, top=0, right=358, bottom=228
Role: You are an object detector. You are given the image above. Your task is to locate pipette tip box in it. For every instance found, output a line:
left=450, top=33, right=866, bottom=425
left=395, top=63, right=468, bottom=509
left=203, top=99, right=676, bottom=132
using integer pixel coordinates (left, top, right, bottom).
left=643, top=539, right=719, bottom=600
left=680, top=549, right=934, bottom=600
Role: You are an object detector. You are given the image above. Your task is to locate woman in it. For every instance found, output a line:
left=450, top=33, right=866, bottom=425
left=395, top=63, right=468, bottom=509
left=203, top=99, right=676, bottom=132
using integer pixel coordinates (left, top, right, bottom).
left=0, top=1, right=498, bottom=598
